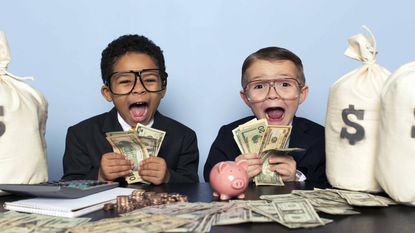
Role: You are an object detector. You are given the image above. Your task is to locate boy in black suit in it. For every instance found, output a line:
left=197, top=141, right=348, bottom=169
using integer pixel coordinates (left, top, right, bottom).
left=204, top=47, right=326, bottom=184
left=62, top=35, right=199, bottom=184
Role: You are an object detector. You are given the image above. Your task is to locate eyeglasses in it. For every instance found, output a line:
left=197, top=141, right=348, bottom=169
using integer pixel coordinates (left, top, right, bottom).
left=243, top=78, right=304, bottom=103
left=106, top=69, right=167, bottom=95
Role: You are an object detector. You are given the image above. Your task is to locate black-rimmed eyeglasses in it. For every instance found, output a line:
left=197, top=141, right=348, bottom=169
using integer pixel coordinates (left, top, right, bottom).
left=105, top=69, right=168, bottom=95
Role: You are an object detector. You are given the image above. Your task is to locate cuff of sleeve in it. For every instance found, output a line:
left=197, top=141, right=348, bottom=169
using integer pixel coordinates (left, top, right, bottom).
left=164, top=170, right=171, bottom=183
left=296, top=170, right=307, bottom=182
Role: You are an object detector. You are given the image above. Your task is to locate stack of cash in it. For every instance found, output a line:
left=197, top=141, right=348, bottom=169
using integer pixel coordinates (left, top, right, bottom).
left=106, top=123, right=166, bottom=184
left=0, top=188, right=397, bottom=232
left=70, top=211, right=191, bottom=233
left=232, top=118, right=292, bottom=186
left=260, top=188, right=397, bottom=217
left=0, top=211, right=90, bottom=233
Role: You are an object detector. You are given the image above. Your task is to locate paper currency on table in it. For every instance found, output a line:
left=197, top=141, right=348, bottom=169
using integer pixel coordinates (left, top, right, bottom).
left=272, top=198, right=326, bottom=228
left=0, top=211, right=90, bottom=232
left=333, top=189, right=392, bottom=207
left=260, top=191, right=355, bottom=217
left=70, top=212, right=190, bottom=233
left=106, top=132, right=149, bottom=184
left=214, top=200, right=273, bottom=226
left=135, top=122, right=166, bottom=156
left=259, top=193, right=301, bottom=202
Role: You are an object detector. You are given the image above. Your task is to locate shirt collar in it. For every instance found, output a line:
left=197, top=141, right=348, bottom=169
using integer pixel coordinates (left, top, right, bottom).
left=117, top=113, right=154, bottom=131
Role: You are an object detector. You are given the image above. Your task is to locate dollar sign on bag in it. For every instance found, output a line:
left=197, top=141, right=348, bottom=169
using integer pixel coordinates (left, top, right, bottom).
left=412, top=109, right=415, bottom=139
left=340, top=104, right=365, bottom=145
left=0, top=106, right=5, bottom=137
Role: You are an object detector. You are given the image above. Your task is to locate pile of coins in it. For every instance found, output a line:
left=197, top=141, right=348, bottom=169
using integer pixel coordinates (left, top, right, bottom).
left=103, top=189, right=188, bottom=214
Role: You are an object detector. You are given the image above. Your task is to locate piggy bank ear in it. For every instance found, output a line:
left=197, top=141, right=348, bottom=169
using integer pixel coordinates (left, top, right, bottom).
left=236, top=159, right=248, bottom=171
left=217, top=162, right=228, bottom=174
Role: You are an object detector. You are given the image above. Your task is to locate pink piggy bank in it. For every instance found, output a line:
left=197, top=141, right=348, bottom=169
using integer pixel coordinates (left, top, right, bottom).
left=209, top=160, right=249, bottom=200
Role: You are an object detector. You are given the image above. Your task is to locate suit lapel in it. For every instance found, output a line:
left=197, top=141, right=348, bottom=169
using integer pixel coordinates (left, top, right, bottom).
left=152, top=111, right=165, bottom=130
left=288, top=116, right=309, bottom=161
left=101, top=107, right=123, bottom=133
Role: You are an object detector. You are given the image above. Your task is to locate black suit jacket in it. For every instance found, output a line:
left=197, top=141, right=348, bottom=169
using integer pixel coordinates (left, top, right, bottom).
left=203, top=116, right=327, bottom=183
left=62, top=108, right=199, bottom=183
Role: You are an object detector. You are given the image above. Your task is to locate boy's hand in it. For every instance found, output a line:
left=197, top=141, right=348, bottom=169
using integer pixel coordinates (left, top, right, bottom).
left=268, top=154, right=297, bottom=181
left=98, top=153, right=133, bottom=181
left=235, top=153, right=262, bottom=179
left=139, top=157, right=169, bottom=185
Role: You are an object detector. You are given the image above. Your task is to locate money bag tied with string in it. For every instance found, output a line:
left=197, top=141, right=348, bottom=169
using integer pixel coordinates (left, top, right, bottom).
left=377, top=61, right=415, bottom=205
left=0, top=32, right=48, bottom=185
left=325, top=27, right=390, bottom=192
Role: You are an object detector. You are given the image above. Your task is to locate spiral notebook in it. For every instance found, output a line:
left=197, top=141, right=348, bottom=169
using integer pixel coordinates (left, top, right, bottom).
left=4, top=187, right=135, bottom=218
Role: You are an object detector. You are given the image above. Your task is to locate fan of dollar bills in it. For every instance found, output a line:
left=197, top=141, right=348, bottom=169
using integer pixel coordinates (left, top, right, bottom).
left=232, top=118, right=303, bottom=186
left=106, top=123, right=166, bottom=184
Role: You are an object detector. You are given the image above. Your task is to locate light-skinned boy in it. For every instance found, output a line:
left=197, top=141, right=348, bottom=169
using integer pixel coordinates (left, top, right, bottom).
left=62, top=35, right=199, bottom=184
left=204, top=47, right=326, bottom=184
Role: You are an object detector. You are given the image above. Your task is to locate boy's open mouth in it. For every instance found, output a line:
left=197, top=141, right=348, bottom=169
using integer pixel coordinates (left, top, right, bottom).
left=266, top=107, right=285, bottom=120
left=129, top=102, right=148, bottom=121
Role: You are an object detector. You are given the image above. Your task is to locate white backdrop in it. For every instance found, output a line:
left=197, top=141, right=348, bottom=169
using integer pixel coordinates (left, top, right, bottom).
left=1, top=0, right=414, bottom=181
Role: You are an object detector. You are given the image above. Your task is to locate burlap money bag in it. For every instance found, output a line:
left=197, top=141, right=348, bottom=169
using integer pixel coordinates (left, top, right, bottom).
left=325, top=27, right=390, bottom=192
left=0, top=32, right=48, bottom=188
left=376, top=61, right=415, bottom=204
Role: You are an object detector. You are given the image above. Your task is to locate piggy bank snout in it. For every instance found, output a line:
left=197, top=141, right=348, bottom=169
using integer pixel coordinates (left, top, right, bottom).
left=232, top=178, right=246, bottom=190
left=210, top=160, right=249, bottom=200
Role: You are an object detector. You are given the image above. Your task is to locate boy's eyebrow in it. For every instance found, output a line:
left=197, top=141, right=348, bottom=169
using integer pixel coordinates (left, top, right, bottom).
left=249, top=74, right=296, bottom=80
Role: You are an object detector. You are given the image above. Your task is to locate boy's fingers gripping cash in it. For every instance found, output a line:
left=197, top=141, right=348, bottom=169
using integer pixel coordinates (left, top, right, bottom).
left=99, top=153, right=134, bottom=181
left=235, top=153, right=262, bottom=178
left=268, top=154, right=297, bottom=181
left=139, top=157, right=168, bottom=185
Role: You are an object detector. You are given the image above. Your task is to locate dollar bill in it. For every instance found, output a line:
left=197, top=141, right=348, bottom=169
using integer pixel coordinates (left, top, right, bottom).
left=253, top=148, right=305, bottom=185
left=254, top=125, right=292, bottom=185
left=0, top=211, right=90, bottom=233
left=254, top=150, right=284, bottom=186
left=239, top=118, right=268, bottom=153
left=232, top=127, right=247, bottom=154
left=106, top=133, right=149, bottom=184
left=70, top=212, right=190, bottom=233
left=272, top=198, right=325, bottom=228
left=135, top=122, right=166, bottom=156
left=258, top=125, right=291, bottom=153
left=136, top=136, right=158, bottom=157
left=334, top=189, right=390, bottom=207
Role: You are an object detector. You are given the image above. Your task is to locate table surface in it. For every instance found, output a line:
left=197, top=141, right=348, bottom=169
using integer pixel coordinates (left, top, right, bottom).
left=1, top=182, right=415, bottom=233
